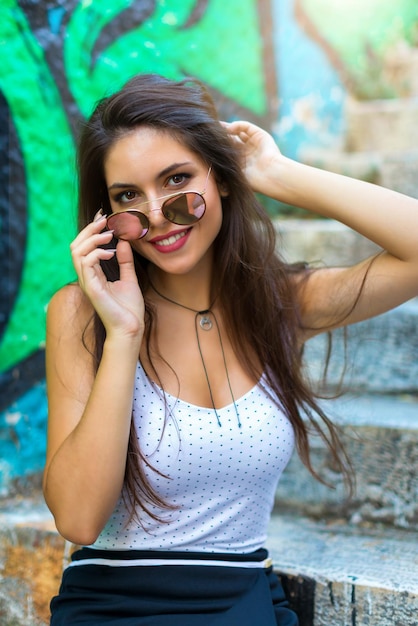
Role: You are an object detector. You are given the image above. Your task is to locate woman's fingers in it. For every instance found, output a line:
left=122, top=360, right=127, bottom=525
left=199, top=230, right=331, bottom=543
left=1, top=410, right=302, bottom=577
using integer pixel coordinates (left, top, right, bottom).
left=116, top=240, right=136, bottom=282
left=223, top=120, right=258, bottom=141
left=71, top=214, right=108, bottom=250
left=72, top=231, right=114, bottom=262
left=70, top=226, right=113, bottom=301
left=71, top=217, right=114, bottom=272
left=222, top=120, right=285, bottom=196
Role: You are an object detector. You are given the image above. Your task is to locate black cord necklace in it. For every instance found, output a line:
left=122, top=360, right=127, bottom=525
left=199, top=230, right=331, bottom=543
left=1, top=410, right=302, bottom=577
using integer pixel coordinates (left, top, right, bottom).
left=149, top=281, right=241, bottom=428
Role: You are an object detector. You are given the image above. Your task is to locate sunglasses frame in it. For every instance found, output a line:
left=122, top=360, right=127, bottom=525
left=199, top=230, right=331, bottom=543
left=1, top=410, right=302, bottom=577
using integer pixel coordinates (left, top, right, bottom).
left=107, top=165, right=212, bottom=241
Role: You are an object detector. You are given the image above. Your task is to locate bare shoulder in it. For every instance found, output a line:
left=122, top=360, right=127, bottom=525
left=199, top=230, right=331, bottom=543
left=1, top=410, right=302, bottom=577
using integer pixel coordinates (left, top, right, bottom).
left=48, top=282, right=93, bottom=328
left=46, top=283, right=97, bottom=389
left=292, top=252, right=409, bottom=341
left=293, top=265, right=350, bottom=328
left=47, top=282, right=95, bottom=347
left=45, top=282, right=98, bottom=433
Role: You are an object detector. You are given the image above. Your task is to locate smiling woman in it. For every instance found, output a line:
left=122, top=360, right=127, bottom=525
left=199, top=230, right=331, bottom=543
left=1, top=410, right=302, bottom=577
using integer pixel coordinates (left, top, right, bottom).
left=43, top=73, right=418, bottom=625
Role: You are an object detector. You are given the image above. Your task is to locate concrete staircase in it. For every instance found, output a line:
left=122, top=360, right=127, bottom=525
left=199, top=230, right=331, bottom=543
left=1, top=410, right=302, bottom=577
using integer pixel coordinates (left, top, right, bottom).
left=268, top=514, right=418, bottom=626
left=268, top=383, right=418, bottom=625
left=0, top=221, right=417, bottom=625
left=267, top=221, right=418, bottom=625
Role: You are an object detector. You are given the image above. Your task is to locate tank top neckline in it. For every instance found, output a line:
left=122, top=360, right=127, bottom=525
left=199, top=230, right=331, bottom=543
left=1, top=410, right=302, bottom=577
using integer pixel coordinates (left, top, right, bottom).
left=136, top=360, right=264, bottom=413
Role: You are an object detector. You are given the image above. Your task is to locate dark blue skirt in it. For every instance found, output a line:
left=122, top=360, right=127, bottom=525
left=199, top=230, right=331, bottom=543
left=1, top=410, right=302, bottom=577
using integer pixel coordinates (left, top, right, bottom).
left=50, top=548, right=298, bottom=625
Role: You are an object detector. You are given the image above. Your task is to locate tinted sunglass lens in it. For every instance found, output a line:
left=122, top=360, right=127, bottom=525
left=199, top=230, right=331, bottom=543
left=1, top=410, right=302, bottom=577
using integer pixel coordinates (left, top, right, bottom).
left=162, top=193, right=205, bottom=225
left=107, top=212, right=149, bottom=240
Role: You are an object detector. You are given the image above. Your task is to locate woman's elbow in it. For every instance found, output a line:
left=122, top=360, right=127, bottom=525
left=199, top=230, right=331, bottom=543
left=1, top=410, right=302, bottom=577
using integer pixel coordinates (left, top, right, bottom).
left=53, top=514, right=103, bottom=546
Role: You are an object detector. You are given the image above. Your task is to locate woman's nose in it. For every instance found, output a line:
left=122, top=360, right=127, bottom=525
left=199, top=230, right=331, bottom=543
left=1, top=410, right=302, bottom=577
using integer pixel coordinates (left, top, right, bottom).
left=146, top=201, right=167, bottom=227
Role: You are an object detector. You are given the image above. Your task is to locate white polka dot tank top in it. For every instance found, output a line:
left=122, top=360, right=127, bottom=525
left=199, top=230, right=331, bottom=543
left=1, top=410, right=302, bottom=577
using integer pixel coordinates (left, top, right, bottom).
left=91, top=360, right=295, bottom=553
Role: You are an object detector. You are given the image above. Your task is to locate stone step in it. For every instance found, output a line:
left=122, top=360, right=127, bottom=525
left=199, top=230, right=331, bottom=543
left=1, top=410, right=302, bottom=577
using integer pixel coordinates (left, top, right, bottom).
left=0, top=497, right=62, bottom=626
left=304, top=299, right=418, bottom=394
left=267, top=513, right=418, bottom=626
left=1, top=499, right=417, bottom=625
left=300, top=147, right=418, bottom=199
left=276, top=218, right=382, bottom=267
left=276, top=393, right=418, bottom=530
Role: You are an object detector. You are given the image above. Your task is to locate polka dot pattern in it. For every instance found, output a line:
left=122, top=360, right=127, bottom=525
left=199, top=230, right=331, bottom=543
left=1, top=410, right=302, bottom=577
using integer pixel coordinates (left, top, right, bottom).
left=91, top=362, right=295, bottom=553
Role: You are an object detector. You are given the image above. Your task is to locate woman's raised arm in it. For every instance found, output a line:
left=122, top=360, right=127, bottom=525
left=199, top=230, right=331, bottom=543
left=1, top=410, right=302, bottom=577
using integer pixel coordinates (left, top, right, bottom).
left=225, top=120, right=418, bottom=333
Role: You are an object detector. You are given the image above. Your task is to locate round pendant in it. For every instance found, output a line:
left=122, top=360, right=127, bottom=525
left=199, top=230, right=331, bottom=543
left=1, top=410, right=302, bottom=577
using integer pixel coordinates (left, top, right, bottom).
left=199, top=315, right=213, bottom=331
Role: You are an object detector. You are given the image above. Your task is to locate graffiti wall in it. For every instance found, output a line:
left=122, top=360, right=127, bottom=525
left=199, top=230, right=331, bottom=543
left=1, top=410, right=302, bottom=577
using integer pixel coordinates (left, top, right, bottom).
left=1, top=0, right=416, bottom=493
left=0, top=0, right=279, bottom=492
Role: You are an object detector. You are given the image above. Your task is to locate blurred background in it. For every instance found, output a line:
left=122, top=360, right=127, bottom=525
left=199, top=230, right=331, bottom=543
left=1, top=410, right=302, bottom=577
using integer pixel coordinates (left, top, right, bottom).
left=1, top=0, right=418, bottom=494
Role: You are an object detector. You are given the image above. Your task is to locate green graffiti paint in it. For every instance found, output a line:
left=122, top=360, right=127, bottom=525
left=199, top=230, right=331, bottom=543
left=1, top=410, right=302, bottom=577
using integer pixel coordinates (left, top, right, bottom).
left=0, top=2, right=76, bottom=373
left=0, top=0, right=268, bottom=375
left=65, top=0, right=267, bottom=118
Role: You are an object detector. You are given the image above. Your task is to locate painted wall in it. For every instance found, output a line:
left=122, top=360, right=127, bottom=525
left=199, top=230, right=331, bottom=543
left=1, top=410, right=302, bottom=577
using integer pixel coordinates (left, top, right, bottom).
left=0, top=0, right=416, bottom=493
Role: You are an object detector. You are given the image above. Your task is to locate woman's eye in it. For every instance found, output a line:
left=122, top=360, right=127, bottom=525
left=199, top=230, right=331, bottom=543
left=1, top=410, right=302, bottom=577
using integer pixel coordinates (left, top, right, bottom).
left=169, top=173, right=190, bottom=186
left=117, top=191, right=138, bottom=203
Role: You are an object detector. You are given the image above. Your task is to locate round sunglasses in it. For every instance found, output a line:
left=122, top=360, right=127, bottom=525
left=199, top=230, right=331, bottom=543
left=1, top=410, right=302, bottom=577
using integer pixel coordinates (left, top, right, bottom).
left=107, top=166, right=212, bottom=241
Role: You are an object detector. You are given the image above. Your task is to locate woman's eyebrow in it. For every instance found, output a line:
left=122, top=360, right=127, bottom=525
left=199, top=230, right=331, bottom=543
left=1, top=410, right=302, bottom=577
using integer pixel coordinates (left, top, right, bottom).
left=107, top=162, right=194, bottom=191
left=157, top=161, right=193, bottom=178
left=107, top=181, right=138, bottom=191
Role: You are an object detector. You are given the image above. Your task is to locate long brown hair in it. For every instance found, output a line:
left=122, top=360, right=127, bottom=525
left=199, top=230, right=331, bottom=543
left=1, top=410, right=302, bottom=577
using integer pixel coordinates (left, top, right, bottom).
left=77, top=74, right=353, bottom=523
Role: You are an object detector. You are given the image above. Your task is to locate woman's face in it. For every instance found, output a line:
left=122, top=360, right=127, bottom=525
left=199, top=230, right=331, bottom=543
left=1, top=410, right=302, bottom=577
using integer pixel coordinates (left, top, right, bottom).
left=104, top=127, right=223, bottom=277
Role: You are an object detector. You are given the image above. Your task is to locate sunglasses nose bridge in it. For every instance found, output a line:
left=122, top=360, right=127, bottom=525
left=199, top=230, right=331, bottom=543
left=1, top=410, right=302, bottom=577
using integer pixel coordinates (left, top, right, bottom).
left=148, top=205, right=164, bottom=214
left=145, top=200, right=171, bottom=229
left=144, top=191, right=169, bottom=214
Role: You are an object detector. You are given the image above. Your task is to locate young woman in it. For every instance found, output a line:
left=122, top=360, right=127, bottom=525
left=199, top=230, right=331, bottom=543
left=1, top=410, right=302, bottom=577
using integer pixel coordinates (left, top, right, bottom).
left=43, top=74, right=418, bottom=625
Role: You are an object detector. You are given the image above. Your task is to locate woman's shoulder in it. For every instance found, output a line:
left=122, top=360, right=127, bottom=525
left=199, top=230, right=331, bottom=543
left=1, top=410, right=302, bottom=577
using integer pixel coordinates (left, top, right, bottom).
left=47, top=282, right=95, bottom=343
left=49, top=282, right=92, bottom=314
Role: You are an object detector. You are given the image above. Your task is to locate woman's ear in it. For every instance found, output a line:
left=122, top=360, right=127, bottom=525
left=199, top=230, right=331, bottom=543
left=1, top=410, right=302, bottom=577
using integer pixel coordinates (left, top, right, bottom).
left=218, top=181, right=229, bottom=197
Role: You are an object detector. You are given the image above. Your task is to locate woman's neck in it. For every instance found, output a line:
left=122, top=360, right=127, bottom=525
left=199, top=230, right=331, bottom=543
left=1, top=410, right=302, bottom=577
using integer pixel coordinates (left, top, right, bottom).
left=147, top=264, right=215, bottom=312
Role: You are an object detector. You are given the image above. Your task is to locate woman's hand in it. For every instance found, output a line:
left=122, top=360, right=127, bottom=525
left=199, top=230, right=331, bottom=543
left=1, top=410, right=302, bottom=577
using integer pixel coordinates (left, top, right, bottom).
left=70, top=211, right=144, bottom=341
left=223, top=120, right=287, bottom=197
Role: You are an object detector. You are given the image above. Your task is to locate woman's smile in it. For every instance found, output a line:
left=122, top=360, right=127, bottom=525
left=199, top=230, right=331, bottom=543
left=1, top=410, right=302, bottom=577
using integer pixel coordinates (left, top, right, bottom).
left=149, top=228, right=191, bottom=252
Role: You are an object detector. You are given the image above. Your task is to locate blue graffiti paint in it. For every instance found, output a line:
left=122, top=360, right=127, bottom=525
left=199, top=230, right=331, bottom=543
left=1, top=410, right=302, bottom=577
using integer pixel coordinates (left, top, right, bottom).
left=0, top=382, right=47, bottom=493
left=48, top=7, right=67, bottom=35
left=272, top=0, right=345, bottom=159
